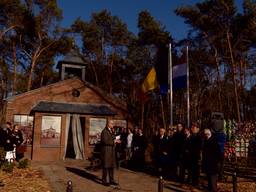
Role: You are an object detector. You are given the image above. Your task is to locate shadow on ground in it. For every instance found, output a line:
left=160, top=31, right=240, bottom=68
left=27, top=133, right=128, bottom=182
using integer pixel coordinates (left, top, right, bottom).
left=66, top=167, right=102, bottom=185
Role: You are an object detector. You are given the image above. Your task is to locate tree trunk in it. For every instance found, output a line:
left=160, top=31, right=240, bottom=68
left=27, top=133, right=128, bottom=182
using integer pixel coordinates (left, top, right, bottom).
left=214, top=47, right=223, bottom=112
left=40, top=71, right=44, bottom=87
left=239, top=59, right=245, bottom=88
left=90, top=59, right=99, bottom=86
left=226, top=31, right=241, bottom=124
left=239, top=59, right=246, bottom=121
left=25, top=32, right=54, bottom=91
left=27, top=57, right=37, bottom=91
left=0, top=79, right=8, bottom=123
left=12, top=41, right=17, bottom=95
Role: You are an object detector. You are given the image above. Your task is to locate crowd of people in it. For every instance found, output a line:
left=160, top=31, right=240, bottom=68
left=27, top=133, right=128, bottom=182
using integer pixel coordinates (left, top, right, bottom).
left=151, top=123, right=222, bottom=192
left=101, top=121, right=225, bottom=192
left=0, top=122, right=25, bottom=162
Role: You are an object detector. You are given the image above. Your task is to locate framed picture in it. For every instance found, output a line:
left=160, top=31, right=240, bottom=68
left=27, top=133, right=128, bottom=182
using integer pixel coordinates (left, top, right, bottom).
left=13, top=115, right=34, bottom=145
left=41, top=116, right=61, bottom=146
left=89, top=118, right=106, bottom=145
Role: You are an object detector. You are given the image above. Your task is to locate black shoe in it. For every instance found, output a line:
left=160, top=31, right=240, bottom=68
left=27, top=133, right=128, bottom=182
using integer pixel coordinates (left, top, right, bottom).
left=102, top=182, right=110, bottom=186
left=110, top=181, right=118, bottom=186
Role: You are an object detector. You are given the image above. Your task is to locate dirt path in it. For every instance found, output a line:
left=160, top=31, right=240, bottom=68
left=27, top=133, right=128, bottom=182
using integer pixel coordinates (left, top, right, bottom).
left=31, top=160, right=198, bottom=192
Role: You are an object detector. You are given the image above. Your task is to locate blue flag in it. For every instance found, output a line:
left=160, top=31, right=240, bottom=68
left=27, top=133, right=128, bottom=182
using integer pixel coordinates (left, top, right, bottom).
left=173, top=63, right=187, bottom=90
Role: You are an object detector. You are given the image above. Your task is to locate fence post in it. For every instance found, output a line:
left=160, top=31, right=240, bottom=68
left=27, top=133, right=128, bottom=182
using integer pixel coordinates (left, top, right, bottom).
left=232, top=169, right=237, bottom=192
left=66, top=180, right=73, bottom=192
left=158, top=176, right=164, bottom=192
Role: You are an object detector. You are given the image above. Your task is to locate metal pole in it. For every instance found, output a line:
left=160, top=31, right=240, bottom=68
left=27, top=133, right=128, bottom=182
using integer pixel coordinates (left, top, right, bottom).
left=66, top=180, right=73, bottom=192
left=232, top=168, right=237, bottom=192
left=186, top=46, right=190, bottom=128
left=168, top=43, right=173, bottom=129
left=158, top=176, right=164, bottom=192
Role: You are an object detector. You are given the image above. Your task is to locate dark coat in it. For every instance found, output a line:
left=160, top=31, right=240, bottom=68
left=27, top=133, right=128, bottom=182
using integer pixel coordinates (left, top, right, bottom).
left=101, top=127, right=116, bottom=168
left=154, top=136, right=169, bottom=166
left=181, top=135, right=192, bottom=167
left=132, top=134, right=147, bottom=162
left=1, top=128, right=14, bottom=151
left=13, top=130, right=24, bottom=155
left=202, top=136, right=221, bottom=175
left=190, top=133, right=202, bottom=162
left=13, top=130, right=24, bottom=147
left=172, top=131, right=185, bottom=161
left=133, top=134, right=147, bottom=151
left=0, top=128, right=6, bottom=147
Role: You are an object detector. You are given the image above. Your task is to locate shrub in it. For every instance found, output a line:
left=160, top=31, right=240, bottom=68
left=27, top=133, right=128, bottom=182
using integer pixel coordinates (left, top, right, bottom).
left=0, top=147, right=5, bottom=161
left=17, top=159, right=29, bottom=169
left=0, top=147, right=5, bottom=167
left=1, top=162, right=14, bottom=173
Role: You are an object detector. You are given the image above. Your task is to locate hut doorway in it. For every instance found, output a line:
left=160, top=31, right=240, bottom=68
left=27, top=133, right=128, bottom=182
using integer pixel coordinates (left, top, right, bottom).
left=64, top=114, right=85, bottom=159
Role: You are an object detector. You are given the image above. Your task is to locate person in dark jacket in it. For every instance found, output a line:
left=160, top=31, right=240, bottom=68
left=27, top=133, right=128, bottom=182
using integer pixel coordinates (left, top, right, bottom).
left=132, top=128, right=147, bottom=170
left=2, top=122, right=14, bottom=152
left=166, top=128, right=175, bottom=179
left=172, top=123, right=185, bottom=180
left=214, top=131, right=227, bottom=181
left=180, top=128, right=192, bottom=183
left=101, top=120, right=119, bottom=186
left=1, top=122, right=15, bottom=162
left=202, top=129, right=221, bottom=192
left=190, top=122, right=202, bottom=186
left=0, top=124, right=8, bottom=147
left=154, top=128, right=169, bottom=176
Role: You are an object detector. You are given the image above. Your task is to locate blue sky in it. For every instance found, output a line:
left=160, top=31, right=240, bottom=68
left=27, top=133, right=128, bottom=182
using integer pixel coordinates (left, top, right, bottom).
left=58, top=0, right=244, bottom=41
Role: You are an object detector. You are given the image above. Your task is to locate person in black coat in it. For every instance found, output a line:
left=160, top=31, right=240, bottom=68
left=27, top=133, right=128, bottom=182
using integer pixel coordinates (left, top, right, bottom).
left=154, top=128, right=169, bottom=176
left=202, top=129, right=221, bottom=192
left=1, top=122, right=14, bottom=152
left=166, top=128, right=175, bottom=179
left=0, top=124, right=7, bottom=148
left=180, top=128, right=192, bottom=183
left=190, top=122, right=202, bottom=186
left=132, top=128, right=147, bottom=170
left=172, top=123, right=185, bottom=180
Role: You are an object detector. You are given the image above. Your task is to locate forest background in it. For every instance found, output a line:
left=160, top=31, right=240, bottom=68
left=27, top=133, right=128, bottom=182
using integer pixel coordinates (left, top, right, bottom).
left=0, top=0, right=256, bottom=131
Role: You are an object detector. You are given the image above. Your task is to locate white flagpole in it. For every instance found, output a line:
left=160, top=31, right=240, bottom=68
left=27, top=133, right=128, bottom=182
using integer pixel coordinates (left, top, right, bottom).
left=186, top=45, right=190, bottom=128
left=169, top=43, right=173, bottom=129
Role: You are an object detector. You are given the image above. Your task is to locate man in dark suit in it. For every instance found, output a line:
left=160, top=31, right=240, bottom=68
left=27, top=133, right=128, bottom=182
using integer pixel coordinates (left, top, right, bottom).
left=101, top=120, right=118, bottom=186
left=172, top=123, right=185, bottom=180
left=154, top=128, right=169, bottom=177
left=202, top=128, right=221, bottom=192
left=132, top=128, right=147, bottom=170
left=190, top=122, right=202, bottom=186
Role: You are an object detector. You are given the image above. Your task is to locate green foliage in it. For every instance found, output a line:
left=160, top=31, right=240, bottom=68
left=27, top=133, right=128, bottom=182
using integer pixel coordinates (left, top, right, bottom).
left=138, top=10, right=171, bottom=46
left=1, top=0, right=256, bottom=125
left=175, top=0, right=256, bottom=121
left=71, top=10, right=133, bottom=94
left=0, top=147, right=5, bottom=162
left=17, top=159, right=29, bottom=169
left=0, top=0, right=73, bottom=93
left=1, top=162, right=14, bottom=173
